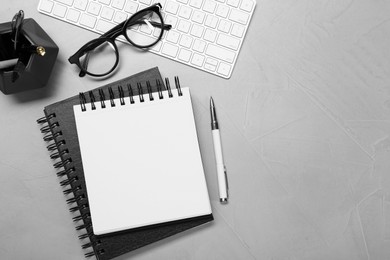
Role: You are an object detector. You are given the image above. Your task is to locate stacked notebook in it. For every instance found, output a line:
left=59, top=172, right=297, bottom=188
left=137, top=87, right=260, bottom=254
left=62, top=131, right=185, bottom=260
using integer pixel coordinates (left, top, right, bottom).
left=37, top=67, right=213, bottom=260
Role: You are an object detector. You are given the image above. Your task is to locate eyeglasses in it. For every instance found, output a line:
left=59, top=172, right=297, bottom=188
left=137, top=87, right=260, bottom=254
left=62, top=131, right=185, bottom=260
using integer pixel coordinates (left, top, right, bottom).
left=68, top=3, right=171, bottom=78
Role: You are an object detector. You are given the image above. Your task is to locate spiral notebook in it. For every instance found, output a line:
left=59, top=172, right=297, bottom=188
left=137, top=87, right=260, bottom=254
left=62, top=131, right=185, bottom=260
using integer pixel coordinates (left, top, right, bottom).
left=37, top=67, right=214, bottom=260
left=74, top=81, right=212, bottom=236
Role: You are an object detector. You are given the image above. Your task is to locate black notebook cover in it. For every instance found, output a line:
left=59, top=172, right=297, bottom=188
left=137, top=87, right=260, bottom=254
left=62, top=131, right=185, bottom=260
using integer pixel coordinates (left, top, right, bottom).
left=37, top=67, right=213, bottom=260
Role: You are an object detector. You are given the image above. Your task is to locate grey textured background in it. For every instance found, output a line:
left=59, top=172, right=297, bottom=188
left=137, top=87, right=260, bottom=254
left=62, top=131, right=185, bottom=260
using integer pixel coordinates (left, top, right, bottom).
left=1, top=1, right=390, bottom=259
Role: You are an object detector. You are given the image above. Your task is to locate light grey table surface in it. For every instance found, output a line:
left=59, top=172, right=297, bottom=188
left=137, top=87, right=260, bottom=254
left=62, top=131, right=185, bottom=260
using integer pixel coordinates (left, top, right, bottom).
left=1, top=1, right=390, bottom=259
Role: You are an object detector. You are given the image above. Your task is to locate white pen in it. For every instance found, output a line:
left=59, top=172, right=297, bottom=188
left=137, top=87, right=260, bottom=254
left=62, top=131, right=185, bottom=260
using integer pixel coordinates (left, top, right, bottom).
left=210, top=97, right=229, bottom=204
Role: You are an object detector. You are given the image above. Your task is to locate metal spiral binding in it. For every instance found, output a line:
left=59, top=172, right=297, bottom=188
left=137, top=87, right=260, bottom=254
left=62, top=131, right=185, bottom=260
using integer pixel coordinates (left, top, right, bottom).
left=137, top=82, right=145, bottom=102
left=78, top=78, right=184, bottom=112
left=37, top=113, right=102, bottom=258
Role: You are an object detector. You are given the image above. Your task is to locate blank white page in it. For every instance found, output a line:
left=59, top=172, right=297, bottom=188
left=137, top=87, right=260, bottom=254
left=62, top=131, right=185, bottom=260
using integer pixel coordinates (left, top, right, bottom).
left=73, top=87, right=212, bottom=236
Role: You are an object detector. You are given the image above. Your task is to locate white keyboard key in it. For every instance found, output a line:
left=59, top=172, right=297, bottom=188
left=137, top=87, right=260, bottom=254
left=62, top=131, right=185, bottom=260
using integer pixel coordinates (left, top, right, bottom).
left=189, top=0, right=202, bottom=9
left=240, top=0, right=254, bottom=12
left=204, top=63, right=216, bottom=71
left=167, top=31, right=180, bottom=43
left=218, top=20, right=231, bottom=33
left=205, top=15, right=218, bottom=28
left=206, top=44, right=235, bottom=63
left=177, top=20, right=191, bottom=33
left=80, top=13, right=97, bottom=28
left=178, top=6, right=192, bottom=19
left=74, top=0, right=88, bottom=10
left=203, top=0, right=216, bottom=13
left=217, top=62, right=231, bottom=76
left=162, top=42, right=179, bottom=57
left=178, top=48, right=192, bottom=62
left=206, top=57, right=218, bottom=66
left=217, top=33, right=240, bottom=50
left=165, top=1, right=179, bottom=14
left=192, top=39, right=206, bottom=52
left=177, top=0, right=188, bottom=4
left=101, top=6, right=114, bottom=20
left=39, top=0, right=54, bottom=13
left=67, top=9, right=81, bottom=22
left=215, top=4, right=229, bottom=18
left=55, top=0, right=74, bottom=6
left=229, top=9, right=249, bottom=25
left=124, top=1, right=138, bottom=14
left=191, top=53, right=205, bottom=67
left=53, top=4, right=67, bottom=18
left=96, top=18, right=115, bottom=32
left=165, top=15, right=178, bottom=28
left=191, top=24, right=204, bottom=38
left=111, top=0, right=126, bottom=10
left=227, top=0, right=239, bottom=8
left=231, top=23, right=245, bottom=37
left=88, top=2, right=102, bottom=16
left=114, top=11, right=127, bottom=23
left=179, top=35, right=193, bottom=48
left=203, top=29, right=217, bottom=42
left=192, top=10, right=205, bottom=24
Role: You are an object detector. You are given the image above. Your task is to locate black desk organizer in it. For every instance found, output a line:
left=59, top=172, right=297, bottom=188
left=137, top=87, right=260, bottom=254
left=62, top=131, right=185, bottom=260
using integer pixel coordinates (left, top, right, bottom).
left=0, top=18, right=58, bottom=95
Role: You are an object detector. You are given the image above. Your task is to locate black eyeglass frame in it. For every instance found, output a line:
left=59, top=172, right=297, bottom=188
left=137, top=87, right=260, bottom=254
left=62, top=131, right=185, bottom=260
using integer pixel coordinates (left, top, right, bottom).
left=68, top=3, right=171, bottom=77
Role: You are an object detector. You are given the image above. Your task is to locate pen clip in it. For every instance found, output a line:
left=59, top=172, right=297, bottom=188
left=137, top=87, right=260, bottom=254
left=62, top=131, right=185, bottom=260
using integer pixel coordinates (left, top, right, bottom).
left=224, top=166, right=229, bottom=194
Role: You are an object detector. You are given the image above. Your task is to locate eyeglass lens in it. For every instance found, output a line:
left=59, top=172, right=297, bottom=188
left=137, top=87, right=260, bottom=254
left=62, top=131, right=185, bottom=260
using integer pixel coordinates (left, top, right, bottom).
left=79, top=40, right=117, bottom=76
left=125, top=10, right=163, bottom=47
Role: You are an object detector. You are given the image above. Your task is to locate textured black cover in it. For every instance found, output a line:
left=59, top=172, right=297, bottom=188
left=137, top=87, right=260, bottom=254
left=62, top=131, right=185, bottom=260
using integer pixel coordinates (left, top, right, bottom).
left=37, top=67, right=213, bottom=260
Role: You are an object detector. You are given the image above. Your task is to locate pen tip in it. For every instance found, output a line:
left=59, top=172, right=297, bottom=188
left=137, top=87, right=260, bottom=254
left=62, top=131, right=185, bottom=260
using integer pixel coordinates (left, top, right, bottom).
left=210, top=96, right=214, bottom=107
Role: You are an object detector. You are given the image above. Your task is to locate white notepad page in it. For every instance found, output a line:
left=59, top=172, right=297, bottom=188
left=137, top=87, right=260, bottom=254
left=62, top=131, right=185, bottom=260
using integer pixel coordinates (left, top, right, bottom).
left=73, top=87, right=212, bottom=236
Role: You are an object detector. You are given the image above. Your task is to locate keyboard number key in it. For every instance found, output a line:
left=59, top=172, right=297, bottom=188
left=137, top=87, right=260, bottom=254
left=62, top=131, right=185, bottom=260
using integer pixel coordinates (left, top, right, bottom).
left=217, top=62, right=231, bottom=77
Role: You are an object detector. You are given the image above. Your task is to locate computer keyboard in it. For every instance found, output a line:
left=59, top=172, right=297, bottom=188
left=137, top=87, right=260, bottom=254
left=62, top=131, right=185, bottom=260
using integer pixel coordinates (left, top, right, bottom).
left=37, top=0, right=256, bottom=78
